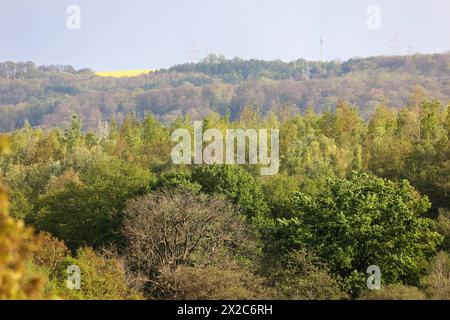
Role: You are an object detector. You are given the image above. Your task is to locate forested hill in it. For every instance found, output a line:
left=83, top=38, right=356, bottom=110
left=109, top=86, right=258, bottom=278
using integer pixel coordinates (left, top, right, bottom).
left=168, top=53, right=450, bottom=82
left=0, top=53, right=449, bottom=132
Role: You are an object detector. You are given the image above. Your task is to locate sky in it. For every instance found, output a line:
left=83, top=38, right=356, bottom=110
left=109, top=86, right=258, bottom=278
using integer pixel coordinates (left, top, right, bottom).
left=0, top=0, right=449, bottom=71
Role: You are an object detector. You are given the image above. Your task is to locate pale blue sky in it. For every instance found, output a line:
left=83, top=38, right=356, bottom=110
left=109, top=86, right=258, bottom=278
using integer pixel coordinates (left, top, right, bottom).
left=0, top=0, right=449, bottom=70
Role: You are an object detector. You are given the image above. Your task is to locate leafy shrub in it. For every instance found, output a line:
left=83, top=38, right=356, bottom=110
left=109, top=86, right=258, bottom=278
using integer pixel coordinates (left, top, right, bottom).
left=53, top=248, right=140, bottom=300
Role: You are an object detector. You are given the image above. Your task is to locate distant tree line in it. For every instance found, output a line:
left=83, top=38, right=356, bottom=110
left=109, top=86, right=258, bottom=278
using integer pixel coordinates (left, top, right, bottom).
left=0, top=53, right=448, bottom=132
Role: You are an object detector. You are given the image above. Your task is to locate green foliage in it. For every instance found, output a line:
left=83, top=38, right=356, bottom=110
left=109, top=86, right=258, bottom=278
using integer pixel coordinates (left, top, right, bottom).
left=0, top=136, right=47, bottom=299
left=261, top=173, right=299, bottom=218
left=435, top=210, right=450, bottom=253
left=53, top=248, right=141, bottom=300
left=273, top=173, right=442, bottom=296
left=367, top=100, right=450, bottom=211
left=31, top=156, right=153, bottom=250
left=63, top=114, right=83, bottom=153
left=270, top=249, right=348, bottom=300
left=1, top=94, right=450, bottom=300
left=154, top=170, right=201, bottom=192
left=192, top=165, right=269, bottom=217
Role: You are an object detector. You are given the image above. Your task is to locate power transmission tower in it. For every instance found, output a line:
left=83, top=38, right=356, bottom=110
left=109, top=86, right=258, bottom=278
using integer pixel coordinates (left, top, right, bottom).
left=320, top=38, right=324, bottom=62
left=407, top=43, right=415, bottom=55
left=389, top=34, right=400, bottom=56
left=187, top=40, right=200, bottom=63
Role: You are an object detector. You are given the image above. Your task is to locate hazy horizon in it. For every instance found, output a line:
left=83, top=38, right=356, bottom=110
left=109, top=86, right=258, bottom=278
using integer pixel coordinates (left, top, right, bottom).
left=1, top=0, right=449, bottom=71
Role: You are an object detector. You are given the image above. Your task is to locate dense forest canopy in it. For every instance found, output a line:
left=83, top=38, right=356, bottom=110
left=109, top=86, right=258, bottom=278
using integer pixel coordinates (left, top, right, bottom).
left=0, top=53, right=449, bottom=132
left=0, top=96, right=449, bottom=299
left=1, top=52, right=450, bottom=300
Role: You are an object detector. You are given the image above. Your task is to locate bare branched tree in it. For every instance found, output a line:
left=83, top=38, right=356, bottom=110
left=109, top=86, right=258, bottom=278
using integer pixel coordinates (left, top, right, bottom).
left=122, top=188, right=250, bottom=294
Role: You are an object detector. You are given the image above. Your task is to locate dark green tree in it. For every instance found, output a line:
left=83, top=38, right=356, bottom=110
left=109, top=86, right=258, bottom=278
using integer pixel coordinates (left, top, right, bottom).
left=191, top=165, right=268, bottom=217
left=273, top=173, right=442, bottom=296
